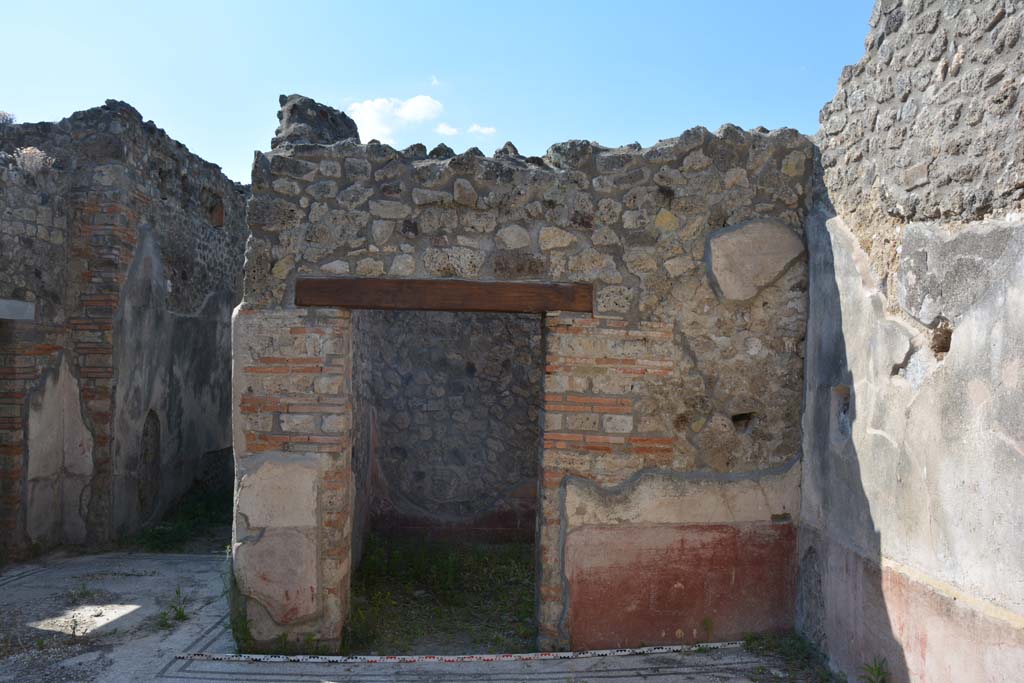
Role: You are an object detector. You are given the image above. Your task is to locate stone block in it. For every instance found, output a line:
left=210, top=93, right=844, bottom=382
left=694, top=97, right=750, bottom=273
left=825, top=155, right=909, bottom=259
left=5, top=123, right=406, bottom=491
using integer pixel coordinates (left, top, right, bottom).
left=707, top=219, right=804, bottom=301
left=497, top=224, right=531, bottom=250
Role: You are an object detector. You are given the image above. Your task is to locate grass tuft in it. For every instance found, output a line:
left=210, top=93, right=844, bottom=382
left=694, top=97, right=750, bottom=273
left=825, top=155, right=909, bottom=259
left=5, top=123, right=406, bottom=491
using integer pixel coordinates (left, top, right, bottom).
left=859, top=657, right=889, bottom=683
left=743, top=631, right=846, bottom=682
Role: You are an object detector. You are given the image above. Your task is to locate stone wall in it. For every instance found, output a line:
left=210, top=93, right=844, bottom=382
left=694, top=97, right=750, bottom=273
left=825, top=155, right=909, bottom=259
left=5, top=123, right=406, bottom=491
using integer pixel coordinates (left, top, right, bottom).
left=0, top=147, right=74, bottom=548
left=819, top=0, right=1023, bottom=281
left=0, top=102, right=247, bottom=558
left=232, top=94, right=813, bottom=649
left=354, top=310, right=542, bottom=541
left=800, top=1, right=1024, bottom=680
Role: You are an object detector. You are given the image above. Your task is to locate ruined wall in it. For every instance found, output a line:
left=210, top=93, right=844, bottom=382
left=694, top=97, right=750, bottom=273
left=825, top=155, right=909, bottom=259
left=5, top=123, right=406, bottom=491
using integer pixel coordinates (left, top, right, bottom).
left=819, top=0, right=1022, bottom=280
left=0, top=147, right=77, bottom=549
left=0, top=102, right=247, bottom=557
left=232, top=95, right=813, bottom=649
left=354, top=310, right=541, bottom=541
left=800, top=2, right=1024, bottom=680
left=107, top=105, right=247, bottom=535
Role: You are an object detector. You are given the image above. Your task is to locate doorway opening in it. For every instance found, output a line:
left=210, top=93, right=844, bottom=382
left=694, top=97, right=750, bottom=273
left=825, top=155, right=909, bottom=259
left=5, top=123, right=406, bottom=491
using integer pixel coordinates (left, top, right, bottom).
left=346, top=308, right=543, bottom=654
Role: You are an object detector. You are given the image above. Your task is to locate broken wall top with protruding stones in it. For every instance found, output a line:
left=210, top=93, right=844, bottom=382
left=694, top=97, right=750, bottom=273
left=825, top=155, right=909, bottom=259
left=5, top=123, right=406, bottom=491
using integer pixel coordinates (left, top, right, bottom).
left=0, top=101, right=250, bottom=315
left=819, top=0, right=1023, bottom=277
left=0, top=148, right=66, bottom=324
left=245, top=103, right=815, bottom=318
left=244, top=96, right=816, bottom=474
left=1, top=100, right=250, bottom=554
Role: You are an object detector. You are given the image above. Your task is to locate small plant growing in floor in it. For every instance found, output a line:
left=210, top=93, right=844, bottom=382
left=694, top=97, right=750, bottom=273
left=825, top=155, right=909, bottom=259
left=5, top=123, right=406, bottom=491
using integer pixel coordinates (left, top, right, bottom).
left=744, top=631, right=843, bottom=682
left=65, top=582, right=97, bottom=603
left=859, top=657, right=889, bottom=683
left=171, top=586, right=189, bottom=621
left=156, top=586, right=189, bottom=629
left=701, top=616, right=714, bottom=642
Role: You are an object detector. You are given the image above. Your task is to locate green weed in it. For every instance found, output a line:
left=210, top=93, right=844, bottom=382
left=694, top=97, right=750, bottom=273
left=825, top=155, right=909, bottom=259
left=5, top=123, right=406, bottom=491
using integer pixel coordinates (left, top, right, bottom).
left=65, top=583, right=97, bottom=604
left=744, top=631, right=844, bottom=682
left=339, top=534, right=535, bottom=655
left=171, top=586, right=189, bottom=621
left=859, top=657, right=889, bottom=683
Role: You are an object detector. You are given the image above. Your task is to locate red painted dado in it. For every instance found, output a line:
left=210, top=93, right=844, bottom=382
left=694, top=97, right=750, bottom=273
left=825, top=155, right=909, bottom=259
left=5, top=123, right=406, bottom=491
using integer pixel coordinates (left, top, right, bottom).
left=566, top=522, right=796, bottom=648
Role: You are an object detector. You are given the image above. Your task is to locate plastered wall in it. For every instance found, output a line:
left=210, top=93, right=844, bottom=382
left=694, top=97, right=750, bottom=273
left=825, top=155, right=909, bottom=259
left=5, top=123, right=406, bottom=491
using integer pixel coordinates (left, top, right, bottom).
left=800, top=2, right=1024, bottom=680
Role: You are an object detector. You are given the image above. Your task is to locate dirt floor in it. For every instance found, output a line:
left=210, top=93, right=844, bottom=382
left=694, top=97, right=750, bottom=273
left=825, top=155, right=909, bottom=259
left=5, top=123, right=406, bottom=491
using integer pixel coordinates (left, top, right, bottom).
left=341, top=534, right=535, bottom=655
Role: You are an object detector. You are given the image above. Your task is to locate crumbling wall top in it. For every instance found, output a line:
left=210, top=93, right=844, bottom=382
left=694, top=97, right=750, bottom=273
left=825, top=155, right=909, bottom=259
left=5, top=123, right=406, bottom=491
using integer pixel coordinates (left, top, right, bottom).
left=819, top=0, right=1022, bottom=276
left=273, top=94, right=360, bottom=149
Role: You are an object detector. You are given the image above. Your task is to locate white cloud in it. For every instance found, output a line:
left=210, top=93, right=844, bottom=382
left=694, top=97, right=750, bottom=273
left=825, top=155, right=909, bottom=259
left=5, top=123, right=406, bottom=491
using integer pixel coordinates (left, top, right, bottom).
left=434, top=123, right=458, bottom=136
left=468, top=123, right=496, bottom=135
left=349, top=95, right=444, bottom=144
left=396, top=95, right=443, bottom=122
left=430, top=75, right=441, bottom=86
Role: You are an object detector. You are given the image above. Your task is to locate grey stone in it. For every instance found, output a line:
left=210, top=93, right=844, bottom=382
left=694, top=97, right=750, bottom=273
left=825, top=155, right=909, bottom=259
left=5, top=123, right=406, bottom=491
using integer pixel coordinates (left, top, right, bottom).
left=2, top=98, right=246, bottom=554
left=707, top=220, right=805, bottom=301
left=389, top=254, right=416, bottom=276
left=454, top=178, right=478, bottom=207
left=371, top=220, right=395, bottom=244
left=322, top=259, right=350, bottom=275
left=370, top=200, right=413, bottom=220
left=355, top=257, right=385, bottom=276
left=247, top=196, right=304, bottom=233
left=412, top=188, right=452, bottom=206
left=273, top=94, right=359, bottom=148
left=497, top=224, right=531, bottom=250
left=539, top=226, right=576, bottom=251
left=423, top=247, right=483, bottom=277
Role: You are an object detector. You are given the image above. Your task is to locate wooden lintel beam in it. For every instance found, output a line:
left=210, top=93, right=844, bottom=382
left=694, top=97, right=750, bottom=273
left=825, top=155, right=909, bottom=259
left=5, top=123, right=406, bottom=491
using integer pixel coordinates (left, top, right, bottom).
left=295, top=278, right=593, bottom=314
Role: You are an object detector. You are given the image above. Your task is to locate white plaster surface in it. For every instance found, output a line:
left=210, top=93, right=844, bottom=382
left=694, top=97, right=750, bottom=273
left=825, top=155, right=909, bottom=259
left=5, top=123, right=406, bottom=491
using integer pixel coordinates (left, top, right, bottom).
left=26, top=358, right=94, bottom=544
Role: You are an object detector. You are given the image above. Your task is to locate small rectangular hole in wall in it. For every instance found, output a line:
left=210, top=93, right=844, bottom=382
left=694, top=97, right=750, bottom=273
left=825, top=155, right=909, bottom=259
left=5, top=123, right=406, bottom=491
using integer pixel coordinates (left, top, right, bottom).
left=346, top=309, right=543, bottom=654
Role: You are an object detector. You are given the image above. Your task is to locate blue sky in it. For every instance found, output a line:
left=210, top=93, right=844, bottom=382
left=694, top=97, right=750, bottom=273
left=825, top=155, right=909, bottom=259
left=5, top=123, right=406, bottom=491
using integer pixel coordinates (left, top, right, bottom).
left=3, top=1, right=873, bottom=182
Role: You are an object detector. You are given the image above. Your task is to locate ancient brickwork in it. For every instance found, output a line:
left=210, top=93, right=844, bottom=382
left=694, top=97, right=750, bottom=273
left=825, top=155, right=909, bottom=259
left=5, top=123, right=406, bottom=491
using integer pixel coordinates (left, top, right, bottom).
left=0, top=102, right=247, bottom=557
left=0, top=152, right=69, bottom=548
left=819, top=0, right=1023, bottom=279
left=232, top=95, right=813, bottom=649
left=233, top=306, right=353, bottom=643
left=354, top=310, right=542, bottom=540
